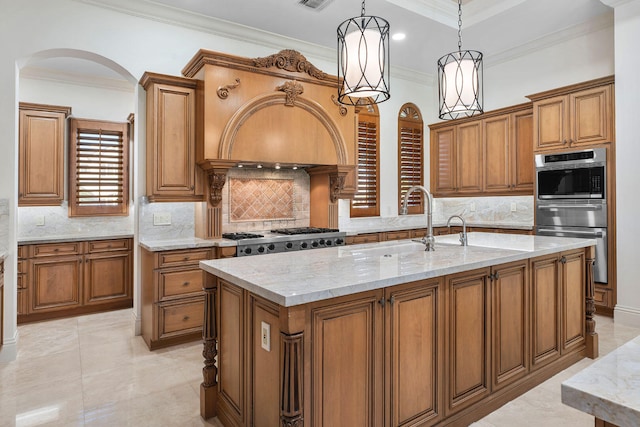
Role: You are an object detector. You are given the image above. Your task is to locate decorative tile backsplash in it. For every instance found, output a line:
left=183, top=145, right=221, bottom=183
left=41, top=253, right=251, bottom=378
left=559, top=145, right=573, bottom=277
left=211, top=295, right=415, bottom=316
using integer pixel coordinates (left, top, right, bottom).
left=229, top=178, right=294, bottom=222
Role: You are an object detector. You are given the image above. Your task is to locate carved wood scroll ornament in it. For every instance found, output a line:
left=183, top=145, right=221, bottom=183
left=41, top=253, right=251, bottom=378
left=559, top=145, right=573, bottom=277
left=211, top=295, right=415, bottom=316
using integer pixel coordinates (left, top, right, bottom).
left=217, top=78, right=241, bottom=99
left=277, top=81, right=304, bottom=107
left=208, top=170, right=227, bottom=206
left=331, top=95, right=348, bottom=116
left=329, top=173, right=346, bottom=203
left=254, top=49, right=326, bottom=80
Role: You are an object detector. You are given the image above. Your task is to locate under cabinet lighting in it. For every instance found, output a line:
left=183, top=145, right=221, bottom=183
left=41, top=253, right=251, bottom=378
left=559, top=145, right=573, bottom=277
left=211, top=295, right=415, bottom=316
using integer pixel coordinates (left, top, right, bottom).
left=257, top=164, right=263, bottom=169
left=275, top=163, right=281, bottom=170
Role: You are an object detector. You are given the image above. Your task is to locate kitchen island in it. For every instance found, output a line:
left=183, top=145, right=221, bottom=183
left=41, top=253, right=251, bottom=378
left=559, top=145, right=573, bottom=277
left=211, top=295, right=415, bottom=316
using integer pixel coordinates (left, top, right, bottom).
left=199, top=232, right=599, bottom=426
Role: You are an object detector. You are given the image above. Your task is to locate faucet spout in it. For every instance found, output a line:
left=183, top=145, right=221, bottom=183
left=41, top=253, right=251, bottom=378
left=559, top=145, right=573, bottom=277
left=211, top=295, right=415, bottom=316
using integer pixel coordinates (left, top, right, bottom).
left=446, top=214, right=468, bottom=246
left=401, top=185, right=435, bottom=251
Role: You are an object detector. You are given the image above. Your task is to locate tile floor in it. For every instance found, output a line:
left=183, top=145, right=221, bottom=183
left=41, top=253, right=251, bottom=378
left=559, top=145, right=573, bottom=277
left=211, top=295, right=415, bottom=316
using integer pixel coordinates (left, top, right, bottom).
left=0, top=310, right=638, bottom=427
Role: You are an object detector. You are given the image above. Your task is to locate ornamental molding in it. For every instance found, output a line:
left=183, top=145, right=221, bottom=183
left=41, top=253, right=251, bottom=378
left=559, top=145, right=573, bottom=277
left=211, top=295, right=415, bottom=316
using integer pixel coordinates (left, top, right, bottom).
left=217, top=78, right=241, bottom=99
left=276, top=81, right=304, bottom=106
left=208, top=170, right=227, bottom=206
left=254, top=49, right=326, bottom=80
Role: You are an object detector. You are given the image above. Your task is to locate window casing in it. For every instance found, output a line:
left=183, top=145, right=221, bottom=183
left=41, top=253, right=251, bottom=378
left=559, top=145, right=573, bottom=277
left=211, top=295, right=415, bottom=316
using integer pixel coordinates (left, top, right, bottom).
left=351, top=105, right=380, bottom=217
left=69, top=118, right=129, bottom=217
left=398, top=103, right=424, bottom=214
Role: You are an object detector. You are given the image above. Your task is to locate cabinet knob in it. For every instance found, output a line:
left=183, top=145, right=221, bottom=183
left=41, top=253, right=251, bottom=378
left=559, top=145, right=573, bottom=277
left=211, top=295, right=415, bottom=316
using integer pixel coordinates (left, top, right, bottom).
left=560, top=256, right=567, bottom=264
left=182, top=281, right=190, bottom=287
left=389, top=295, right=396, bottom=305
left=378, top=297, right=385, bottom=307
left=563, top=139, right=568, bottom=145
left=183, top=315, right=190, bottom=321
left=183, top=257, right=190, bottom=261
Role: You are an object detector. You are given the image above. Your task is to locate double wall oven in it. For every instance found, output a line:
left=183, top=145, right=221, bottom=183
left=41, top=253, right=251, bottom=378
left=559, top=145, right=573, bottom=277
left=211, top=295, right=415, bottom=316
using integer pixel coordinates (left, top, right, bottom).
left=535, top=148, right=607, bottom=283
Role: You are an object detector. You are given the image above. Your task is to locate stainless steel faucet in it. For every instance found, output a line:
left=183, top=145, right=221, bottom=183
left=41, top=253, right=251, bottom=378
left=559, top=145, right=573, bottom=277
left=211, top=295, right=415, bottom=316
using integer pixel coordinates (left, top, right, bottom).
left=446, top=214, right=468, bottom=246
left=400, top=185, right=436, bottom=251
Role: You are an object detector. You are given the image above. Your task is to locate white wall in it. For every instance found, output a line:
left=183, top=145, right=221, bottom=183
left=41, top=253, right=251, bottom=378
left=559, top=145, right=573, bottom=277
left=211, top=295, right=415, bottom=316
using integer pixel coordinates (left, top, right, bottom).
left=612, top=0, right=640, bottom=327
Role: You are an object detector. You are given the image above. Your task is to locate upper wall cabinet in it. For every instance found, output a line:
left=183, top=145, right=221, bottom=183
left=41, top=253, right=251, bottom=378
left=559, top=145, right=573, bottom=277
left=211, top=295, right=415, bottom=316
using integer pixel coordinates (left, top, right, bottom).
left=430, top=104, right=533, bottom=197
left=140, top=72, right=204, bottom=202
left=18, top=103, right=71, bottom=206
left=527, top=76, right=614, bottom=152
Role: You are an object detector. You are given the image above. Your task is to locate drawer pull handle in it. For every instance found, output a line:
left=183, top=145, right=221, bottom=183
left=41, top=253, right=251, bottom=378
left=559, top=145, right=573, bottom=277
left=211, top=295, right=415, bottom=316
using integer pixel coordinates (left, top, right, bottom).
left=182, top=281, right=190, bottom=287
left=54, top=248, right=59, bottom=252
left=183, top=257, right=190, bottom=261
left=183, top=316, right=190, bottom=321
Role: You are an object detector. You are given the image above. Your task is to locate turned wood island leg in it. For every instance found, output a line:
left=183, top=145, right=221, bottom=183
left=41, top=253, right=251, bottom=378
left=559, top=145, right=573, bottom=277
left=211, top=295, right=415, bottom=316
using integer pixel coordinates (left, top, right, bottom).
left=585, top=246, right=599, bottom=359
left=200, top=276, right=218, bottom=419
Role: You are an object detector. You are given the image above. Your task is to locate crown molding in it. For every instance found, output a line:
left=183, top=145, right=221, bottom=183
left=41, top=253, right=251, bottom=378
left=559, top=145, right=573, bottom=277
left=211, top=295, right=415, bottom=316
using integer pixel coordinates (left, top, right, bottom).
left=20, top=66, right=135, bottom=92
left=599, top=0, right=635, bottom=7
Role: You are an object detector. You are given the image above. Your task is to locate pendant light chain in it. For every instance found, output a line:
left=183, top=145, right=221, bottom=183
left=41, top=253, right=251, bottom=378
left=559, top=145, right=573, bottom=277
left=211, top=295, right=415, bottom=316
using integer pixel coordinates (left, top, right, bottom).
left=457, top=0, right=462, bottom=52
left=361, top=0, right=366, bottom=17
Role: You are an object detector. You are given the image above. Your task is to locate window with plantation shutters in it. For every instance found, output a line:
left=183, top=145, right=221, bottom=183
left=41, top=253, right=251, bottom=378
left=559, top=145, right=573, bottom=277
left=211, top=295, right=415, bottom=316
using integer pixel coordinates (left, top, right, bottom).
left=69, top=118, right=129, bottom=217
left=398, top=103, right=424, bottom=214
left=351, top=104, right=380, bottom=217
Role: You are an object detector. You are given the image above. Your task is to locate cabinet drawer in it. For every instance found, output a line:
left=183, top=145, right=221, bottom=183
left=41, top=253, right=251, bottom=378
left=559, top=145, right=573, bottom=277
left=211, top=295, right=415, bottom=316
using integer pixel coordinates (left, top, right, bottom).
left=17, top=273, right=27, bottom=290
left=32, top=242, right=82, bottom=257
left=350, top=233, right=380, bottom=244
left=157, top=249, right=211, bottom=268
left=17, top=260, right=27, bottom=274
left=157, top=269, right=204, bottom=301
left=384, top=230, right=411, bottom=241
left=157, top=298, right=205, bottom=338
left=87, top=239, right=130, bottom=253
left=216, top=246, right=237, bottom=259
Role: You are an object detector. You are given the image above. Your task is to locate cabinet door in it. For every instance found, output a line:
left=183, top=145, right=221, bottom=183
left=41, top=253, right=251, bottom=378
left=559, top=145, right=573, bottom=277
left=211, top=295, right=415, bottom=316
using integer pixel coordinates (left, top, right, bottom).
left=146, top=79, right=202, bottom=201
left=533, top=95, right=568, bottom=151
left=491, top=261, right=529, bottom=390
left=18, top=107, right=67, bottom=206
left=431, top=127, right=457, bottom=194
left=445, top=268, right=490, bottom=415
left=561, top=250, right=586, bottom=353
left=511, top=110, right=534, bottom=191
left=530, top=255, right=561, bottom=369
left=570, top=85, right=612, bottom=146
left=84, top=252, right=132, bottom=305
left=456, top=121, right=483, bottom=193
left=386, top=280, right=442, bottom=426
left=31, top=257, right=82, bottom=312
left=483, top=115, right=511, bottom=193
left=311, top=291, right=384, bottom=427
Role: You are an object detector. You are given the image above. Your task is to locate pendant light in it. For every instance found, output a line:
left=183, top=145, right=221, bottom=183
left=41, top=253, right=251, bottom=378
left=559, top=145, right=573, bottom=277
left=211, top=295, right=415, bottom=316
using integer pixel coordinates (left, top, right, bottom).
left=437, top=0, right=483, bottom=120
left=337, top=0, right=390, bottom=105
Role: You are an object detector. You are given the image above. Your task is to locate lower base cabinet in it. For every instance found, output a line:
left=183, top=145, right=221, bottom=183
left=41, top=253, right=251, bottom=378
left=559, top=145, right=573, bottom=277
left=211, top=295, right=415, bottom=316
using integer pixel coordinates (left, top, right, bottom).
left=141, top=247, right=213, bottom=350
left=18, top=238, right=132, bottom=323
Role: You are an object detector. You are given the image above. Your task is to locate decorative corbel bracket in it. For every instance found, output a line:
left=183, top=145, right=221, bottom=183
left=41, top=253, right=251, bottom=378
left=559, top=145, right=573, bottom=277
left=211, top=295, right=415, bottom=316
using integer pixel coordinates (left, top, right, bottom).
left=217, top=78, right=241, bottom=99
left=277, top=81, right=304, bottom=107
left=331, top=95, right=348, bottom=116
left=329, top=172, right=346, bottom=203
left=208, top=170, right=227, bottom=206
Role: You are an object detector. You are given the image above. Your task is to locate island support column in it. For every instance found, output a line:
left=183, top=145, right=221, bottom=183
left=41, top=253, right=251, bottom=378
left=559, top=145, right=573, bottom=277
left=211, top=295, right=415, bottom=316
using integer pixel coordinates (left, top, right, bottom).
left=201, top=275, right=218, bottom=419
left=279, top=305, right=306, bottom=427
left=585, top=246, right=599, bottom=359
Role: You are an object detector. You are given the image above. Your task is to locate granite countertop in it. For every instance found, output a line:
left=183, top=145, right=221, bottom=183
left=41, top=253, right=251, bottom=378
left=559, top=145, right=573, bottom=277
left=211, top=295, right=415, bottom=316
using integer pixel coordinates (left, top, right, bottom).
left=139, top=237, right=237, bottom=252
left=342, top=221, right=533, bottom=235
left=200, top=232, right=594, bottom=307
left=18, top=233, right=134, bottom=245
left=561, top=335, right=640, bottom=426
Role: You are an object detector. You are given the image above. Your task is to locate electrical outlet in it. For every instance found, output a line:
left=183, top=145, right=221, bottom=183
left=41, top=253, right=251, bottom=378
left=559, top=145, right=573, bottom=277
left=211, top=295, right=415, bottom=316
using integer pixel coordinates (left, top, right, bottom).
left=153, top=212, right=172, bottom=226
left=261, top=321, right=271, bottom=352
left=510, top=202, right=517, bottom=212
left=35, top=215, right=45, bottom=226
left=470, top=202, right=476, bottom=212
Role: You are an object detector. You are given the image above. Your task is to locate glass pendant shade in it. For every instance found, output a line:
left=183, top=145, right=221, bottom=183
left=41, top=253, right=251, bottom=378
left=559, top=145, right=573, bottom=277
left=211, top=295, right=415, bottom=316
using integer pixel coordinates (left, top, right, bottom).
left=438, top=50, right=483, bottom=120
left=337, top=15, right=390, bottom=105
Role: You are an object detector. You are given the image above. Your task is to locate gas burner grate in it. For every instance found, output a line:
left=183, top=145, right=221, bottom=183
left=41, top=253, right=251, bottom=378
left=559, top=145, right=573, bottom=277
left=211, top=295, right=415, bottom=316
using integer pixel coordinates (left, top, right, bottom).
left=271, top=227, right=339, bottom=235
left=222, top=232, right=264, bottom=240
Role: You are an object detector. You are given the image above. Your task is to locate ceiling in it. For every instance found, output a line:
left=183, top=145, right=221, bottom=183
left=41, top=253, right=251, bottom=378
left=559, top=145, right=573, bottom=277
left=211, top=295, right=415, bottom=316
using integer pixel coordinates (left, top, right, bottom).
left=21, top=0, right=613, bottom=84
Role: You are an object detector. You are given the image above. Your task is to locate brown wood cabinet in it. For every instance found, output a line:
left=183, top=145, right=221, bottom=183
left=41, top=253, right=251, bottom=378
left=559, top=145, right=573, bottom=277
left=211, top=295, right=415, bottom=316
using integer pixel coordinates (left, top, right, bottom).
left=18, top=238, right=132, bottom=323
left=528, top=77, right=614, bottom=152
left=18, top=103, right=71, bottom=206
left=141, top=72, right=204, bottom=202
left=141, top=246, right=213, bottom=350
left=430, top=103, right=534, bottom=197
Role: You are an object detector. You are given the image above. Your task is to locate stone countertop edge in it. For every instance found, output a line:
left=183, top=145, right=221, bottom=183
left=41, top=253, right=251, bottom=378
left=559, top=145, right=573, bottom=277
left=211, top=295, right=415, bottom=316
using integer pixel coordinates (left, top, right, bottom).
left=343, top=222, right=534, bottom=235
left=200, top=233, right=595, bottom=308
left=18, top=234, right=134, bottom=245
left=139, top=237, right=237, bottom=252
left=561, top=335, right=640, bottom=426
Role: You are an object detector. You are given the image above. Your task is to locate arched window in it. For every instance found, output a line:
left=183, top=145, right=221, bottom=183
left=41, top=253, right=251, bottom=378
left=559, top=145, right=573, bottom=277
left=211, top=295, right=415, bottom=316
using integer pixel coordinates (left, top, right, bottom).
left=398, top=103, right=424, bottom=214
left=351, top=103, right=380, bottom=217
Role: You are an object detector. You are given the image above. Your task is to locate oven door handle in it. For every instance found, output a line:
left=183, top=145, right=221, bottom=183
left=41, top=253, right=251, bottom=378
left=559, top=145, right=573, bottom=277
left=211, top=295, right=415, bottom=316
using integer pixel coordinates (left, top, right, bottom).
left=538, top=229, right=604, bottom=238
left=537, top=204, right=604, bottom=210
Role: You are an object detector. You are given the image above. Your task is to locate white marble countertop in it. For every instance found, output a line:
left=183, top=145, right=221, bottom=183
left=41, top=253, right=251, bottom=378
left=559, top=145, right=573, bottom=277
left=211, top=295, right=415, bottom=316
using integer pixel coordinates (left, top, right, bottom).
left=140, top=237, right=236, bottom=252
left=342, top=221, right=533, bottom=235
left=200, top=232, right=594, bottom=307
left=18, top=233, right=134, bottom=245
left=562, top=335, right=640, bottom=426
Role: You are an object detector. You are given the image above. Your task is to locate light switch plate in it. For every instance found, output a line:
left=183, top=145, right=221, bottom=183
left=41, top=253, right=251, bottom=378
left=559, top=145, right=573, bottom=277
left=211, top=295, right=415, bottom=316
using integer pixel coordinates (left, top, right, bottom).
left=510, top=202, right=517, bottom=212
left=261, top=321, right=271, bottom=352
left=470, top=202, right=476, bottom=212
left=153, top=212, right=171, bottom=226
left=35, top=215, right=45, bottom=226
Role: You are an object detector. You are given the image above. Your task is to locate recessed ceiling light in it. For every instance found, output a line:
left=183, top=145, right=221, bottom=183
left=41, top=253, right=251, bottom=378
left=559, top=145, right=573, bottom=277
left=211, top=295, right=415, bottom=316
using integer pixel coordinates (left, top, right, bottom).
left=392, top=33, right=406, bottom=41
